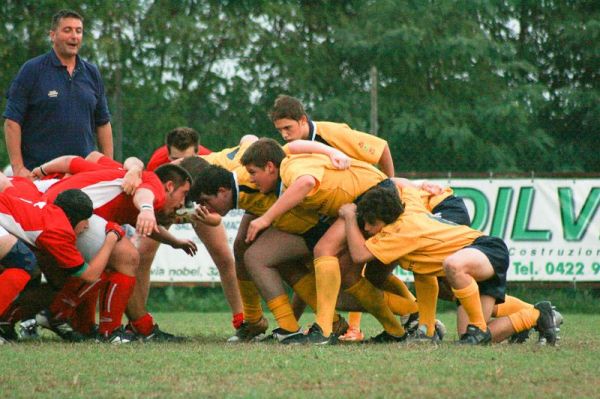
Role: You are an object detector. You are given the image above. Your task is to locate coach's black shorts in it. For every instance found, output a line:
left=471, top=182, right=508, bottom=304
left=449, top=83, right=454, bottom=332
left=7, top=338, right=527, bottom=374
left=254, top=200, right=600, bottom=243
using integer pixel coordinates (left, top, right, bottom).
left=465, top=236, right=509, bottom=304
left=301, top=219, right=332, bottom=252
left=432, top=195, right=471, bottom=226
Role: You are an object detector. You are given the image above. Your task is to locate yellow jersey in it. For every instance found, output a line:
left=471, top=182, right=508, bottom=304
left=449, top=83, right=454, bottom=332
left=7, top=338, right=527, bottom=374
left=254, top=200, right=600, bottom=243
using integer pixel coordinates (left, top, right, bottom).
left=365, top=186, right=483, bottom=275
left=279, top=153, right=387, bottom=217
left=201, top=141, right=253, bottom=171
left=311, top=120, right=387, bottom=165
left=233, top=166, right=319, bottom=234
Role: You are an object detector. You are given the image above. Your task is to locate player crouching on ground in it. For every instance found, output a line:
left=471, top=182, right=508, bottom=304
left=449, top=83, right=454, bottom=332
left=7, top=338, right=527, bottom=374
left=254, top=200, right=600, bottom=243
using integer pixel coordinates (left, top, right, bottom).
left=338, top=184, right=560, bottom=345
left=0, top=180, right=121, bottom=343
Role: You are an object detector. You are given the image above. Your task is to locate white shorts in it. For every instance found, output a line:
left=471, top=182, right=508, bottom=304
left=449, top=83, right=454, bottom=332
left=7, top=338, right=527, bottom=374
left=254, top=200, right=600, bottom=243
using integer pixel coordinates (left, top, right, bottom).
left=76, top=214, right=108, bottom=262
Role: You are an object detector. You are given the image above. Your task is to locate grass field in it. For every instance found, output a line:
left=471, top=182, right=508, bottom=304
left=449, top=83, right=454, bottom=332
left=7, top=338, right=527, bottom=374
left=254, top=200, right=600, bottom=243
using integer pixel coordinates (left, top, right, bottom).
left=1, top=311, right=598, bottom=398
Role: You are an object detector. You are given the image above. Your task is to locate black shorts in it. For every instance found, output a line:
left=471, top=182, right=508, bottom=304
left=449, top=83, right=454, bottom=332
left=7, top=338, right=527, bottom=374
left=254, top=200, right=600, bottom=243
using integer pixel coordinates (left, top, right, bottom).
left=301, top=219, right=332, bottom=252
left=432, top=195, right=471, bottom=226
left=465, top=236, right=509, bottom=304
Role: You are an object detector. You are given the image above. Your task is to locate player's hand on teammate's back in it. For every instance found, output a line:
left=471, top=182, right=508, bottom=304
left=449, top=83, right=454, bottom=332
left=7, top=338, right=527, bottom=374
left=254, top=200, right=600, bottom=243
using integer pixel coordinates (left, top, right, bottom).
left=122, top=168, right=142, bottom=195
left=136, top=209, right=159, bottom=236
left=329, top=150, right=351, bottom=170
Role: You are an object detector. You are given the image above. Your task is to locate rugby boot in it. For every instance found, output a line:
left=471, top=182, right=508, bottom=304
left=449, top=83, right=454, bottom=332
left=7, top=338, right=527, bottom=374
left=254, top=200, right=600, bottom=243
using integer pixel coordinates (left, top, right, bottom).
left=227, top=316, right=268, bottom=343
left=0, top=322, right=18, bottom=342
left=36, top=309, right=84, bottom=342
left=406, top=324, right=442, bottom=344
left=97, top=326, right=137, bottom=344
left=457, top=324, right=492, bottom=345
left=137, top=324, right=185, bottom=343
left=364, top=330, right=408, bottom=344
left=331, top=315, right=349, bottom=337
left=273, top=327, right=304, bottom=343
left=534, top=301, right=558, bottom=346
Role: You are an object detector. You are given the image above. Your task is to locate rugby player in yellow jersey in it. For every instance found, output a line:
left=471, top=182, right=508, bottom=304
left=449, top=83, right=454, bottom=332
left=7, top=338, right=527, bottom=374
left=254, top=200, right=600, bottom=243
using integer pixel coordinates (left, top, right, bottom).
left=270, top=95, right=416, bottom=341
left=338, top=184, right=560, bottom=345
left=190, top=162, right=355, bottom=342
left=270, top=94, right=395, bottom=177
left=241, top=138, right=421, bottom=344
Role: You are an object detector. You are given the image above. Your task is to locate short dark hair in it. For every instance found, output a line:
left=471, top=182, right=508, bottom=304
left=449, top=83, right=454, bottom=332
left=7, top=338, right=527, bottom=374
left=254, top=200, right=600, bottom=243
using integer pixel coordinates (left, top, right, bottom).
left=269, top=95, right=307, bottom=122
left=53, top=189, right=93, bottom=228
left=189, top=165, right=233, bottom=200
left=356, top=186, right=404, bottom=226
left=154, top=164, right=192, bottom=189
left=166, top=127, right=199, bottom=153
left=240, top=138, right=286, bottom=168
left=51, top=10, right=83, bottom=31
left=178, top=156, right=210, bottom=182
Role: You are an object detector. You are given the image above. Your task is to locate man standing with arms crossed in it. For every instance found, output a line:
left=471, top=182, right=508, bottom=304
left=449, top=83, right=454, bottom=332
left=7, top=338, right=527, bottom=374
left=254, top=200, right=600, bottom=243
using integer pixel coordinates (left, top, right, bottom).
left=3, top=9, right=113, bottom=177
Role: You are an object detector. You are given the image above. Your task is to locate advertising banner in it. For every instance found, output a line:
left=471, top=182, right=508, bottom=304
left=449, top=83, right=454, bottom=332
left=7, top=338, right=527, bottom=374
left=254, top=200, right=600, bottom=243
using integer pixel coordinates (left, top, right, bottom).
left=151, top=179, right=600, bottom=283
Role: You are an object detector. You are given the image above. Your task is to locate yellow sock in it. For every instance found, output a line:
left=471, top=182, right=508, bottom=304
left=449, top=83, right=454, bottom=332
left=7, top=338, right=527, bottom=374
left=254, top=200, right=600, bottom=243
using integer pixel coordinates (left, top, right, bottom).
left=292, top=272, right=317, bottom=312
left=383, top=292, right=419, bottom=316
left=267, top=295, right=299, bottom=332
left=238, top=279, right=263, bottom=323
left=383, top=275, right=416, bottom=302
left=414, top=274, right=439, bottom=335
left=495, top=295, right=533, bottom=317
left=348, top=312, right=362, bottom=329
left=345, top=278, right=405, bottom=336
left=314, top=256, right=341, bottom=337
left=452, top=279, right=487, bottom=331
left=508, top=307, right=540, bottom=332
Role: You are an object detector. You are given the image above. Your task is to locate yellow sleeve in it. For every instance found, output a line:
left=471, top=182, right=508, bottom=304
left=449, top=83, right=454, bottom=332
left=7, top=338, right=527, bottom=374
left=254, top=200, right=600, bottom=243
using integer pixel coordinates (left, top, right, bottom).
left=364, top=221, right=422, bottom=265
left=280, top=155, right=325, bottom=196
left=315, top=122, right=387, bottom=165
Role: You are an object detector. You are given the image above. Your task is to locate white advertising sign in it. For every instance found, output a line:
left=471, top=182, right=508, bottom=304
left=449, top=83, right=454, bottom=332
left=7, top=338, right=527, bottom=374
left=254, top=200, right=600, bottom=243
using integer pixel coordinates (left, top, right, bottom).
left=152, top=179, right=600, bottom=283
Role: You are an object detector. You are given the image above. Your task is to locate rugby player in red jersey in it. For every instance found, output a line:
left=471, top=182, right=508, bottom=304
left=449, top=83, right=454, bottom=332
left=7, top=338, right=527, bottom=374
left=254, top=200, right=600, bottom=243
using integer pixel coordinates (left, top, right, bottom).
left=29, top=155, right=194, bottom=343
left=0, top=172, right=121, bottom=343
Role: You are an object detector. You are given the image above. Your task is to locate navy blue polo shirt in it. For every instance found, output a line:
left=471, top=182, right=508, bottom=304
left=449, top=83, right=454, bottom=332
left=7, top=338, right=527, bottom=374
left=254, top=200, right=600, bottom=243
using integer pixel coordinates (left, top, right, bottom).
left=3, top=50, right=110, bottom=169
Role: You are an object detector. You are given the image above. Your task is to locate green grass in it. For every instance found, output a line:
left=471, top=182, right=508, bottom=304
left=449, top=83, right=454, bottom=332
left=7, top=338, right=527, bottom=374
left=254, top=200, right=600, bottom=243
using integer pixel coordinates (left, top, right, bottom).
left=1, top=311, right=598, bottom=398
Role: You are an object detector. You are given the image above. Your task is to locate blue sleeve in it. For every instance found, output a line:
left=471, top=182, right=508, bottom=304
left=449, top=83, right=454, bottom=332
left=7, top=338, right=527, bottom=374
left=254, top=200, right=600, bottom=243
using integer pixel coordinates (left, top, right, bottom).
left=2, top=62, right=35, bottom=125
left=92, top=65, right=110, bottom=126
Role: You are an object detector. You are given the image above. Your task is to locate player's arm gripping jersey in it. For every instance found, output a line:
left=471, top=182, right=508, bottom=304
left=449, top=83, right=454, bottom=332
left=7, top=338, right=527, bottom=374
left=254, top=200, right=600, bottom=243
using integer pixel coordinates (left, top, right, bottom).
left=235, top=167, right=320, bottom=235
left=279, top=153, right=387, bottom=217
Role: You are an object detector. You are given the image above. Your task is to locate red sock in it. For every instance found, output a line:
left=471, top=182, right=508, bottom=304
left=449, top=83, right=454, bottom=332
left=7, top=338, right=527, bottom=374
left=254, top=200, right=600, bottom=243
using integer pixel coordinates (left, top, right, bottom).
left=232, top=312, right=244, bottom=329
left=49, top=276, right=106, bottom=321
left=71, top=291, right=98, bottom=335
left=99, top=272, right=136, bottom=335
left=130, top=313, right=155, bottom=336
left=0, top=269, right=30, bottom=316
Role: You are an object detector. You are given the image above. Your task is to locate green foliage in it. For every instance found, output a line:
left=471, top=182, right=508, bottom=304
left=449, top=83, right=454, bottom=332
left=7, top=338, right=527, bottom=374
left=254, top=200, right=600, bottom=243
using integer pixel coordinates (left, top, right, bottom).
left=0, top=1, right=598, bottom=172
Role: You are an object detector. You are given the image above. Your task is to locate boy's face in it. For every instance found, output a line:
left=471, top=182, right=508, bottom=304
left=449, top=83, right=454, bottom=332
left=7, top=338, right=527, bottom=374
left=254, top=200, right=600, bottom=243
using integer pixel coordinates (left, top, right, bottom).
left=273, top=116, right=309, bottom=142
left=363, top=219, right=386, bottom=237
left=198, top=188, right=232, bottom=216
left=245, top=162, right=278, bottom=194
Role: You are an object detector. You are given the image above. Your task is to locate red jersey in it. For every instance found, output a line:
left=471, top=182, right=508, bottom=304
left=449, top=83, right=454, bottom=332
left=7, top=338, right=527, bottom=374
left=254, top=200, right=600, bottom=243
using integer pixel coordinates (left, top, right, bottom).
left=146, top=145, right=212, bottom=172
left=43, top=158, right=166, bottom=226
left=5, top=177, right=43, bottom=201
left=0, top=193, right=83, bottom=269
